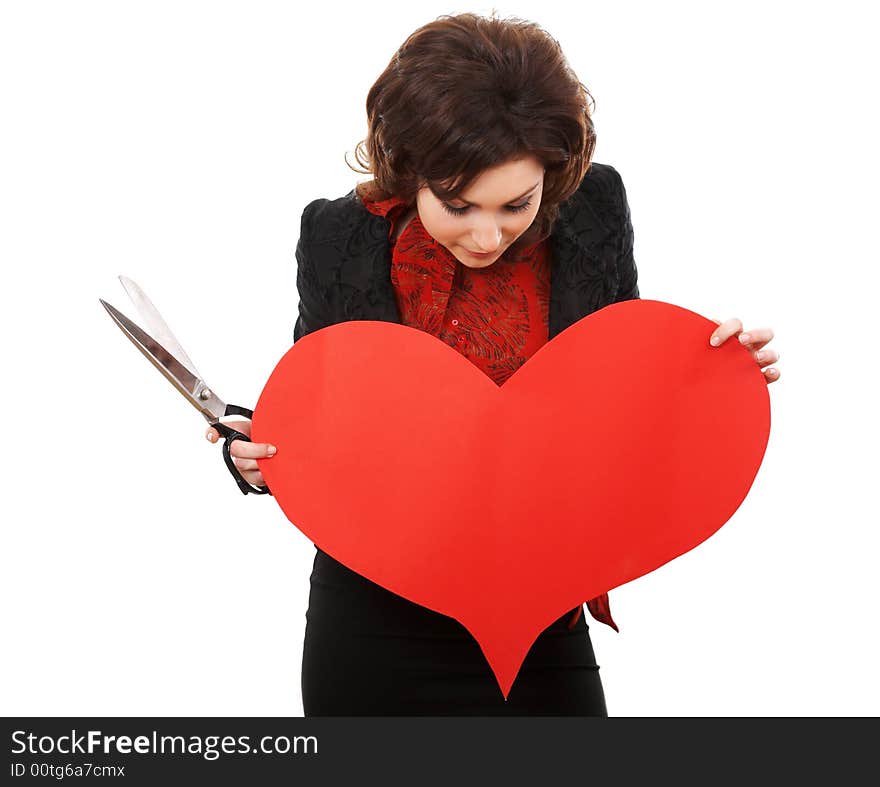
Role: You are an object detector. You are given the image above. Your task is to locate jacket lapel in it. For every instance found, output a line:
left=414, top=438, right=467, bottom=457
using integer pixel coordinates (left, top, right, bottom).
left=339, top=179, right=621, bottom=338
left=548, top=182, right=621, bottom=338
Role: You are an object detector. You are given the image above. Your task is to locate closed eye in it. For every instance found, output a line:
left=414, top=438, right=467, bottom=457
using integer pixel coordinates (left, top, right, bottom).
left=441, top=199, right=533, bottom=217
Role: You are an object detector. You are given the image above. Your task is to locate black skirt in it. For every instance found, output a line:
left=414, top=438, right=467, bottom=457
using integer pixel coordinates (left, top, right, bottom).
left=301, top=547, right=608, bottom=716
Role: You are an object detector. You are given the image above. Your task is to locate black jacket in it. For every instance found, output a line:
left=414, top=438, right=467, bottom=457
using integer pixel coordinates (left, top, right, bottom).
left=291, top=162, right=639, bottom=344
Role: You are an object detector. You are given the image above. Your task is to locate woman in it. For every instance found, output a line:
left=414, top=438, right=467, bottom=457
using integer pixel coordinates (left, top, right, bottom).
left=205, top=12, right=781, bottom=715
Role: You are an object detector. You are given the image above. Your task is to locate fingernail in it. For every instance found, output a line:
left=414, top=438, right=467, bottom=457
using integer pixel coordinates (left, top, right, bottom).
left=710, top=335, right=720, bottom=346
left=267, top=445, right=277, bottom=456
left=740, top=333, right=751, bottom=343
left=755, top=351, right=765, bottom=361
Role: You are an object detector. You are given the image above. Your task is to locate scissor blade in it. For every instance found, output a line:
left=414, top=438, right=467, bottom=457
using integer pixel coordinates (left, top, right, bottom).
left=118, top=275, right=201, bottom=378
left=99, top=298, right=227, bottom=422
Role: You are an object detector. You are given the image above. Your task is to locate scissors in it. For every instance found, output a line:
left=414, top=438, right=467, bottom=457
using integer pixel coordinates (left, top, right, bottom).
left=99, top=275, right=271, bottom=496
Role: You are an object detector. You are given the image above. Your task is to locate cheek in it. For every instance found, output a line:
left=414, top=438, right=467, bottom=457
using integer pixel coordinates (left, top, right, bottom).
left=436, top=216, right=461, bottom=240
left=509, top=209, right=538, bottom=238
left=421, top=209, right=457, bottom=241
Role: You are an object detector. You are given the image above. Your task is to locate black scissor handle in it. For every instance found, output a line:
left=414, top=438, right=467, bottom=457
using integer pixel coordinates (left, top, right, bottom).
left=213, top=404, right=272, bottom=496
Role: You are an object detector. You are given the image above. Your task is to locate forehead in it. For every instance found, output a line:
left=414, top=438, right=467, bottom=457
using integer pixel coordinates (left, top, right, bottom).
left=434, top=158, right=544, bottom=203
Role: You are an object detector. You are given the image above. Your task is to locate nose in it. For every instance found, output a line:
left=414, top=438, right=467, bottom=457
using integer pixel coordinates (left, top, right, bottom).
left=471, top=216, right=503, bottom=252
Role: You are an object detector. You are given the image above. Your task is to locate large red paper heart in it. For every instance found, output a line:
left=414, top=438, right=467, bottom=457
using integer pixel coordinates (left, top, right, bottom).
left=252, top=299, right=770, bottom=699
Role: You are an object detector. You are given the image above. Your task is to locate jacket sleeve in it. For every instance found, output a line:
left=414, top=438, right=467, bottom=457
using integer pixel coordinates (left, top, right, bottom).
left=292, top=200, right=332, bottom=344
left=612, top=167, right=640, bottom=303
left=583, top=165, right=638, bottom=632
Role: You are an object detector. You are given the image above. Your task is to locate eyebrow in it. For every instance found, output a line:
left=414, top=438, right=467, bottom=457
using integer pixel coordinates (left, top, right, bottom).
left=449, top=180, right=542, bottom=207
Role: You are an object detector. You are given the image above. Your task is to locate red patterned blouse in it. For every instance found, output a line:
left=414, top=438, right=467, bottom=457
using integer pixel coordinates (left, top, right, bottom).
left=361, top=191, right=619, bottom=634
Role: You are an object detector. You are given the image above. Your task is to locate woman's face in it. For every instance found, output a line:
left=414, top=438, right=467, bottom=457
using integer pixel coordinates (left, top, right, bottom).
left=415, top=156, right=545, bottom=269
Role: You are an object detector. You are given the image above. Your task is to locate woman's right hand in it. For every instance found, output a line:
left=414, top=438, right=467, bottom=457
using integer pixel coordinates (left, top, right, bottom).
left=205, top=420, right=276, bottom=489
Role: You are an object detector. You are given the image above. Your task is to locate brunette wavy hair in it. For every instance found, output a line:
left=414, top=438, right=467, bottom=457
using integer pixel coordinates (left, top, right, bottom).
left=346, top=12, right=598, bottom=250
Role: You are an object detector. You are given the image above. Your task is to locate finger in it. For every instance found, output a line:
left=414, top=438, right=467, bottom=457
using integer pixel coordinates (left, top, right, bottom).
left=709, top=317, right=743, bottom=346
left=232, top=456, right=260, bottom=472
left=753, top=349, right=780, bottom=368
left=763, top=367, right=780, bottom=383
left=230, top=440, right=277, bottom=459
left=737, top=327, right=775, bottom=351
left=222, top=419, right=253, bottom=437
left=239, top=469, right=265, bottom=486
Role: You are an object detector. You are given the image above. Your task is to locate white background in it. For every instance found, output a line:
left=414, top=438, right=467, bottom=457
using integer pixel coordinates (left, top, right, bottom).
left=2, top=0, right=877, bottom=717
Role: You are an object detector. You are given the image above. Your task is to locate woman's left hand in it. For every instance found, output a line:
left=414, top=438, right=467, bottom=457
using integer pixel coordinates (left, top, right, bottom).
left=709, top=317, right=781, bottom=384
